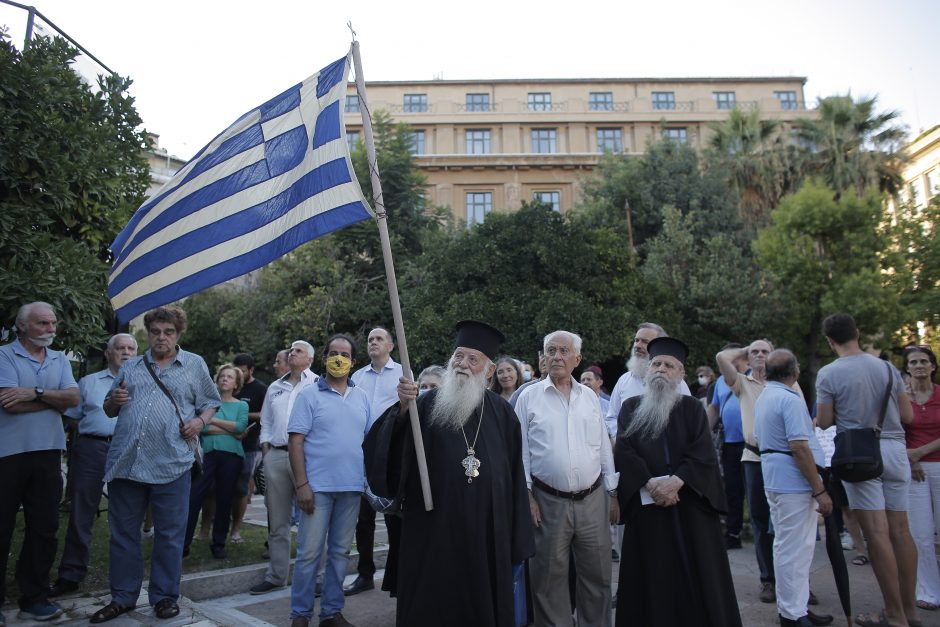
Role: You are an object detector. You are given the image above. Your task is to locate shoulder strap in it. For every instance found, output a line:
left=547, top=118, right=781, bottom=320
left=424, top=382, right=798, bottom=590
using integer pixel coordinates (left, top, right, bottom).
left=875, top=360, right=894, bottom=432
left=143, top=357, right=185, bottom=427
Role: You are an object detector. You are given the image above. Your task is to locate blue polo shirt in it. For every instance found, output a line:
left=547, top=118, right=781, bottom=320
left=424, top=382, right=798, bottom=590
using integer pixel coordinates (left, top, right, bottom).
left=711, top=375, right=743, bottom=443
left=755, top=381, right=824, bottom=493
left=0, top=339, right=77, bottom=457
left=65, top=369, right=119, bottom=437
left=287, top=376, right=373, bottom=493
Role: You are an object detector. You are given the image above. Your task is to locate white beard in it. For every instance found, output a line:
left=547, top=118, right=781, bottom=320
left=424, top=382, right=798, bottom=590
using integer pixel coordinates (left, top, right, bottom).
left=429, top=365, right=487, bottom=431
left=29, top=333, right=55, bottom=348
left=622, top=373, right=679, bottom=441
left=627, top=352, right=649, bottom=379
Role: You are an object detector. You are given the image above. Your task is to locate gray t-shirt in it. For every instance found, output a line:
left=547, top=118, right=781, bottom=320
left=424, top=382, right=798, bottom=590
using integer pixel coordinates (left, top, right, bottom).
left=815, top=353, right=905, bottom=440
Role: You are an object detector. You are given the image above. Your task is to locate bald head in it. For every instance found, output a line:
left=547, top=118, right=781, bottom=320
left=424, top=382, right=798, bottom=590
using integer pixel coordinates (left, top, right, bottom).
left=765, top=349, right=799, bottom=383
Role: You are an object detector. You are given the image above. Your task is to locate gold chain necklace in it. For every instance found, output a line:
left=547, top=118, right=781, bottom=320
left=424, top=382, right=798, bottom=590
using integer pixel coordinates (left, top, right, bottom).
left=460, top=395, right=485, bottom=484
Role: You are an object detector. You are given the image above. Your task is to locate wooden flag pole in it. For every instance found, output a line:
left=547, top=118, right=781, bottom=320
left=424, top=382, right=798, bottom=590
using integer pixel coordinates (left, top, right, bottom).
left=350, top=38, right=433, bottom=511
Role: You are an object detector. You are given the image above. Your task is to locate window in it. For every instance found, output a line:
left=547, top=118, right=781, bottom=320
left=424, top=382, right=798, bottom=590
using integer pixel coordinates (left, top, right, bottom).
left=596, top=128, right=623, bottom=153
left=466, top=129, right=491, bottom=154
left=344, top=95, right=360, bottom=113
left=346, top=131, right=360, bottom=153
left=528, top=92, right=552, bottom=111
left=466, top=93, right=490, bottom=112
left=713, top=91, right=736, bottom=110
left=652, top=91, right=676, bottom=110
left=531, top=128, right=557, bottom=153
left=775, top=91, right=798, bottom=110
left=926, top=170, right=937, bottom=198
left=534, top=191, right=561, bottom=212
left=403, top=94, right=427, bottom=112
left=662, top=128, right=687, bottom=144
left=410, top=130, right=425, bottom=155
left=466, top=192, right=492, bottom=225
left=589, top=92, right=613, bottom=111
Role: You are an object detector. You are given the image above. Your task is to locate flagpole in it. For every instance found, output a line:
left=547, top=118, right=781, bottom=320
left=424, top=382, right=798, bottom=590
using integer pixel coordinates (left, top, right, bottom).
left=351, top=38, right=433, bottom=511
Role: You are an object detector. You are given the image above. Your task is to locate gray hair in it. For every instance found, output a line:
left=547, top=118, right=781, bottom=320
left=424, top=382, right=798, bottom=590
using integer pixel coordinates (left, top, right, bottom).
left=765, top=349, right=798, bottom=382
left=543, top=330, right=583, bottom=356
left=419, top=364, right=446, bottom=382
left=291, top=340, right=315, bottom=359
left=15, top=301, right=55, bottom=329
left=106, top=333, right=138, bottom=351
left=637, top=322, right=667, bottom=338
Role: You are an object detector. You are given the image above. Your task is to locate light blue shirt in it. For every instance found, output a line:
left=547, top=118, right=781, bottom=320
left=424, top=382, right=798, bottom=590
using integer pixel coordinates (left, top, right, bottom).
left=65, top=369, right=119, bottom=437
left=287, top=376, right=373, bottom=492
left=351, top=358, right=402, bottom=417
left=104, top=348, right=221, bottom=484
left=710, top=375, right=744, bottom=443
left=755, top=381, right=824, bottom=493
left=0, top=339, right=77, bottom=457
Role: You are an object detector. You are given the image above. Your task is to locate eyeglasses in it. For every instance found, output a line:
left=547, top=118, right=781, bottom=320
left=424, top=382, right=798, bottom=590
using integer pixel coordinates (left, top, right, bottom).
left=148, top=327, right=178, bottom=337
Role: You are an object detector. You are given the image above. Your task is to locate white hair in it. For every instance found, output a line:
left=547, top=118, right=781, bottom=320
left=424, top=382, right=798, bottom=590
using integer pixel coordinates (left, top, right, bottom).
left=291, top=340, right=315, bottom=359
left=106, top=333, right=138, bottom=351
left=543, top=330, right=583, bottom=355
left=15, top=301, right=54, bottom=329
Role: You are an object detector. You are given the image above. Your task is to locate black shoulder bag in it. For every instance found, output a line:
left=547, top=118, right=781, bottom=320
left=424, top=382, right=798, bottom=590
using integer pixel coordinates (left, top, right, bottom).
left=830, top=361, right=893, bottom=483
left=143, top=358, right=204, bottom=479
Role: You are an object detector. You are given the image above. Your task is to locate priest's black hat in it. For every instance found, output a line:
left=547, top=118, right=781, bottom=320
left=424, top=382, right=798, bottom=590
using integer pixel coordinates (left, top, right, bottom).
left=647, top=336, right=689, bottom=365
left=454, top=320, right=505, bottom=360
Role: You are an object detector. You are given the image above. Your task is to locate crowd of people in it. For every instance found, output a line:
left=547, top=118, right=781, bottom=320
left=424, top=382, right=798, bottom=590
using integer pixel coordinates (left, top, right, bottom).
left=0, top=300, right=937, bottom=627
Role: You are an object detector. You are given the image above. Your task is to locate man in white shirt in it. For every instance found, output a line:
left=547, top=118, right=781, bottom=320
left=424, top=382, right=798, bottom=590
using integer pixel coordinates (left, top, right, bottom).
left=251, top=341, right=318, bottom=594
left=517, top=330, right=619, bottom=627
left=346, top=327, right=403, bottom=596
left=606, top=323, right=691, bottom=433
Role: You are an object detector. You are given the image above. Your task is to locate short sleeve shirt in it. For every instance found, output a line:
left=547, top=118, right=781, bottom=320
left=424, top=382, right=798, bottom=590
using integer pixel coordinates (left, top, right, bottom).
left=755, top=382, right=824, bottom=493
left=815, top=354, right=906, bottom=440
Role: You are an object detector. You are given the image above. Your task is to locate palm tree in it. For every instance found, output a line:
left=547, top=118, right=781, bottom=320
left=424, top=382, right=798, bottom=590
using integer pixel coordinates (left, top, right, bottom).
left=794, top=94, right=907, bottom=200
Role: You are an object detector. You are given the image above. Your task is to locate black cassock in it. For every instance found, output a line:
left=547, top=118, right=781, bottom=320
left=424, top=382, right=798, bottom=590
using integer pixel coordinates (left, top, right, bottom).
left=364, top=388, right=534, bottom=627
left=615, top=395, right=742, bottom=627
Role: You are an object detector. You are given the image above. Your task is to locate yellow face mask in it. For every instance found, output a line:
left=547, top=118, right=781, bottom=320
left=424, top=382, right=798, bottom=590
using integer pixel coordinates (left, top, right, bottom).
left=325, top=355, right=352, bottom=378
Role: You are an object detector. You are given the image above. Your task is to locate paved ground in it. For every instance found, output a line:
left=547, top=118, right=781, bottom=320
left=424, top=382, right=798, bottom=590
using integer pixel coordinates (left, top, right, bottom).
left=5, top=496, right=939, bottom=626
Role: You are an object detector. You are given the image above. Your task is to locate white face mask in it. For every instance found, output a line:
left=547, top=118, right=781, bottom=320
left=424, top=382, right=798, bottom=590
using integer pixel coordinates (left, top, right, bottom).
left=698, top=375, right=708, bottom=386
left=522, top=370, right=532, bottom=382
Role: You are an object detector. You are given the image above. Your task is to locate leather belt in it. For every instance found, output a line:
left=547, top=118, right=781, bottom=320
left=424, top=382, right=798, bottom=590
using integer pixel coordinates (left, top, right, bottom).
left=532, top=475, right=602, bottom=501
left=272, top=445, right=289, bottom=451
left=81, top=434, right=112, bottom=442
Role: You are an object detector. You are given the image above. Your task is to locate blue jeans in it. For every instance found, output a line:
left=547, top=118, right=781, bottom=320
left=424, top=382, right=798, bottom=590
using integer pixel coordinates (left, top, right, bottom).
left=290, top=491, right=360, bottom=620
left=107, top=473, right=191, bottom=606
left=743, top=461, right=775, bottom=583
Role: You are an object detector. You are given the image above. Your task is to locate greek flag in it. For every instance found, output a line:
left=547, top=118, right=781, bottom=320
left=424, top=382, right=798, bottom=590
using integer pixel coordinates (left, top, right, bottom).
left=108, top=52, right=372, bottom=323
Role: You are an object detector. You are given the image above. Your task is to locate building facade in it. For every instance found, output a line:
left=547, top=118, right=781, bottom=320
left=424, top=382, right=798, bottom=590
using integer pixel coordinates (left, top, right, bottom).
left=900, top=124, right=940, bottom=208
left=344, top=76, right=810, bottom=223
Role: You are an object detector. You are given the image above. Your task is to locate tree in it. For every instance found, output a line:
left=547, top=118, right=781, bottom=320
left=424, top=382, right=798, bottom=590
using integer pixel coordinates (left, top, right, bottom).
left=0, top=32, right=151, bottom=355
left=753, top=181, right=905, bottom=397
left=793, top=94, right=907, bottom=200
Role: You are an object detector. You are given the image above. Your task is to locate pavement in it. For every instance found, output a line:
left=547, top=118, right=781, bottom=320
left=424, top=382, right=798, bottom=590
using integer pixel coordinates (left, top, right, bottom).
left=4, top=497, right=939, bottom=626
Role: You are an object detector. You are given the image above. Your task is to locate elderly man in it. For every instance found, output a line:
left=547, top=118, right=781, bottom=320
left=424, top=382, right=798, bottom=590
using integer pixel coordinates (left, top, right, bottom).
left=50, top=334, right=138, bottom=598
left=365, top=320, right=534, bottom=627
left=615, top=337, right=741, bottom=627
left=716, top=338, right=789, bottom=603
left=347, top=327, right=403, bottom=596
left=606, top=323, right=691, bottom=433
left=273, top=348, right=290, bottom=378
left=0, top=301, right=79, bottom=622
left=95, top=306, right=220, bottom=623
left=251, top=340, right=318, bottom=595
left=516, top=330, right=619, bottom=626
left=288, top=334, right=372, bottom=627
left=755, top=350, right=834, bottom=627
left=816, top=314, right=918, bottom=627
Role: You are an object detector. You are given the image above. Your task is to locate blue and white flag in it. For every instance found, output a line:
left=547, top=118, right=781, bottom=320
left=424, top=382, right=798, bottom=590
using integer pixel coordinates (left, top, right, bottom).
left=108, top=52, right=372, bottom=323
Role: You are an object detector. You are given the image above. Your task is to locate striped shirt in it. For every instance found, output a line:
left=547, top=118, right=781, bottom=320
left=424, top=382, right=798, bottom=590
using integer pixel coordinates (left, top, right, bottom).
left=104, top=348, right=220, bottom=484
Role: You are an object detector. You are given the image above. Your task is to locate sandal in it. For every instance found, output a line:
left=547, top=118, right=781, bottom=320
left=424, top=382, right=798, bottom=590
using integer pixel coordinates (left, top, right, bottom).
left=230, top=533, right=244, bottom=544
left=90, top=602, right=134, bottom=624
left=916, top=600, right=938, bottom=611
left=154, top=598, right=180, bottom=619
left=852, top=554, right=870, bottom=565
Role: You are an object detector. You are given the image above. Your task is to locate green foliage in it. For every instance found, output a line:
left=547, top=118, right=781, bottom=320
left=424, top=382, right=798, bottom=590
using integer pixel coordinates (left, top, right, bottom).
left=0, top=32, right=150, bottom=355
left=887, top=194, right=940, bottom=336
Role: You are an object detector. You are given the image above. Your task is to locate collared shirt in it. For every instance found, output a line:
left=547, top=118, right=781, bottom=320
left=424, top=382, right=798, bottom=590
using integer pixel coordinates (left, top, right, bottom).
left=755, top=381, right=824, bottom=493
left=65, top=368, right=118, bottom=437
left=351, top=358, right=403, bottom=417
left=260, top=369, right=318, bottom=447
left=104, top=348, right=221, bottom=484
left=516, top=376, right=619, bottom=492
left=605, top=370, right=691, bottom=431
left=287, top=376, right=373, bottom=492
left=0, top=339, right=77, bottom=457
left=732, top=372, right=804, bottom=463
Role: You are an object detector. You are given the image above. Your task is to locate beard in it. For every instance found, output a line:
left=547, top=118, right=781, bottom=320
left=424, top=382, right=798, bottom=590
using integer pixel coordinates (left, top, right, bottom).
left=622, top=373, right=680, bottom=441
left=627, top=351, right=649, bottom=379
left=429, top=364, right=487, bottom=431
left=28, top=333, right=55, bottom=348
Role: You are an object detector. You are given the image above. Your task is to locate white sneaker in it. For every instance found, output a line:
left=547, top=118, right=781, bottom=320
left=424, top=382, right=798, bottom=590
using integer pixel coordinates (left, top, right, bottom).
left=840, top=531, right=853, bottom=551
left=142, top=526, right=154, bottom=538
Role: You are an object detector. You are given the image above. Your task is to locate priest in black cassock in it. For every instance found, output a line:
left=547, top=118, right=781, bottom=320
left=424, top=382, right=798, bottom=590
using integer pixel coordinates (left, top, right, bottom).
left=615, top=337, right=742, bottom=627
left=364, top=321, right=534, bottom=627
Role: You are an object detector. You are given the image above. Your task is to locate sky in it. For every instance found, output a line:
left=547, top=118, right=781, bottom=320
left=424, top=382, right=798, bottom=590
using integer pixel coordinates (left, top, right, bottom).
left=2, top=0, right=938, bottom=161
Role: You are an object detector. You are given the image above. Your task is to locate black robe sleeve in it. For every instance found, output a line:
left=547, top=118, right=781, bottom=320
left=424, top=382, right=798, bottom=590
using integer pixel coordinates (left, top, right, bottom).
left=614, top=396, right=653, bottom=508
left=364, top=393, right=423, bottom=499
left=670, top=396, right=727, bottom=514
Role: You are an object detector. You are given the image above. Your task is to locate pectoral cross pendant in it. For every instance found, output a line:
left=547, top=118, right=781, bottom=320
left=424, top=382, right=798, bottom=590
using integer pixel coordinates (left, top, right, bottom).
left=461, top=449, right=481, bottom=483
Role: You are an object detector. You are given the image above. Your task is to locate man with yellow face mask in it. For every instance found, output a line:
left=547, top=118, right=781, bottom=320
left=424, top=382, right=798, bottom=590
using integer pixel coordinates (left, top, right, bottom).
left=286, top=334, right=373, bottom=627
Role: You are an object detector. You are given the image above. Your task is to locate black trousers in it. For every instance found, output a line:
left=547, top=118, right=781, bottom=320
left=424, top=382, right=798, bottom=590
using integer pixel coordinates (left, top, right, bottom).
left=184, top=450, right=243, bottom=552
left=0, top=450, right=62, bottom=607
left=355, top=496, right=376, bottom=577
left=721, top=442, right=746, bottom=536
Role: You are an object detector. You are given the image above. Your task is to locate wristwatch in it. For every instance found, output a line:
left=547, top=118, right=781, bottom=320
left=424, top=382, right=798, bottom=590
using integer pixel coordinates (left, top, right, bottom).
left=34, top=387, right=44, bottom=399
left=607, top=489, right=618, bottom=497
